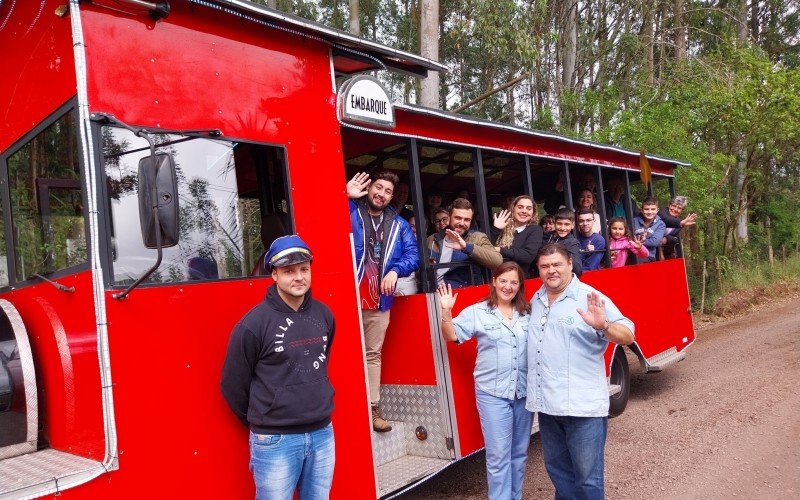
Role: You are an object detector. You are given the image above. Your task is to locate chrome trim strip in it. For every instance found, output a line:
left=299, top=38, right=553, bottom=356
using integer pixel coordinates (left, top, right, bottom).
left=427, top=292, right=460, bottom=459
left=70, top=0, right=119, bottom=481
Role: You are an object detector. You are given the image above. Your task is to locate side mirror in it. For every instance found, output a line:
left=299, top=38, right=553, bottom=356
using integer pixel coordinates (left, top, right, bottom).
left=138, top=153, right=179, bottom=248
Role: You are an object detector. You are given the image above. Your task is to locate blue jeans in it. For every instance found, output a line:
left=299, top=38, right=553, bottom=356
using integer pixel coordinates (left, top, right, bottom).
left=537, top=413, right=607, bottom=500
left=249, top=424, right=335, bottom=500
left=475, top=389, right=533, bottom=500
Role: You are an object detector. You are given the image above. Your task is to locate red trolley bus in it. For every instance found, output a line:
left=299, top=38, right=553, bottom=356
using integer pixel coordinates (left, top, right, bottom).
left=0, top=1, right=694, bottom=498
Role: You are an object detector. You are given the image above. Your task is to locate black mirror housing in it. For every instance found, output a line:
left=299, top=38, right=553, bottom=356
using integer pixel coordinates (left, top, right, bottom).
left=138, top=153, right=179, bottom=248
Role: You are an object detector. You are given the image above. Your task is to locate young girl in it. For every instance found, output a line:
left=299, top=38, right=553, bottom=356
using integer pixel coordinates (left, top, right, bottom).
left=608, top=217, right=649, bottom=267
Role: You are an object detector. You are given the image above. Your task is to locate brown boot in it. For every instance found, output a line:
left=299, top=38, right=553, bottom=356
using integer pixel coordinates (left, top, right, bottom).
left=371, top=404, right=392, bottom=432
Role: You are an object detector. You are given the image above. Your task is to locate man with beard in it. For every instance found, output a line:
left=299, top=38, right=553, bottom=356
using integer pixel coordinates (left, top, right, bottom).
left=426, top=198, right=502, bottom=288
left=347, top=171, right=419, bottom=432
left=221, top=235, right=336, bottom=499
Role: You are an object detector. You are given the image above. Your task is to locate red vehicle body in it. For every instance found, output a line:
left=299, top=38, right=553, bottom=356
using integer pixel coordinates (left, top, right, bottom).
left=0, top=1, right=694, bottom=498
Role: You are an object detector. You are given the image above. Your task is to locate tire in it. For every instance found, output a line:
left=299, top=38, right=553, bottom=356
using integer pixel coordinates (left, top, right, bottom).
left=608, top=348, right=630, bottom=418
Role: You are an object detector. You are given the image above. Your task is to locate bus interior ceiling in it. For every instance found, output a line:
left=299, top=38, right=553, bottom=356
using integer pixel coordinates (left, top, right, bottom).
left=340, top=127, right=646, bottom=217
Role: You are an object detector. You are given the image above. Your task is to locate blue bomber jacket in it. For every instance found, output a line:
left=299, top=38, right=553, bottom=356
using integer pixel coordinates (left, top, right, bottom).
left=350, top=200, right=419, bottom=311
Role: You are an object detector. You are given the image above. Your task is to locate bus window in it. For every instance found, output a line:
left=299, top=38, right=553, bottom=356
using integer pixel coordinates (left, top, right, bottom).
left=102, top=128, right=292, bottom=284
left=6, top=110, right=85, bottom=282
left=481, top=152, right=529, bottom=215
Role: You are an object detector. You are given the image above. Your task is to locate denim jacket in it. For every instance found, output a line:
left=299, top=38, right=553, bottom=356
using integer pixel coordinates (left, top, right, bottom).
left=452, top=301, right=529, bottom=400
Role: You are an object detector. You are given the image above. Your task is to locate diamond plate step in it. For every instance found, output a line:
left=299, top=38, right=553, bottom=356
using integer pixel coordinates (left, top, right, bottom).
left=372, top=420, right=407, bottom=467
left=376, top=455, right=450, bottom=498
left=0, top=449, right=103, bottom=499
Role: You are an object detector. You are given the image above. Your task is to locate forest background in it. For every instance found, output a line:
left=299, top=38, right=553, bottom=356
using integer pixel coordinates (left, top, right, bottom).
left=254, top=0, right=799, bottom=311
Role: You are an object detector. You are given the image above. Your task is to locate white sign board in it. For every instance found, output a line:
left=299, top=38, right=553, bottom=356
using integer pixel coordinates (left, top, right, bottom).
left=338, top=76, right=395, bottom=128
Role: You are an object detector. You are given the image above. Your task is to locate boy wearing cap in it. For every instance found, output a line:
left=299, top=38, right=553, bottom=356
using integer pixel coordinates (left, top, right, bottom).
left=347, top=171, right=419, bottom=432
left=221, top=235, right=336, bottom=499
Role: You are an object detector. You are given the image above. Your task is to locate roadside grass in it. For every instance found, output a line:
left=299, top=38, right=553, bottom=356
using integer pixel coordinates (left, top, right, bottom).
left=721, top=253, right=800, bottom=293
left=697, top=253, right=800, bottom=317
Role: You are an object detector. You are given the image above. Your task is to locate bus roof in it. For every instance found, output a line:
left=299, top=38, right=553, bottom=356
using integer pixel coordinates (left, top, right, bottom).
left=196, top=0, right=447, bottom=77
left=395, top=104, right=692, bottom=167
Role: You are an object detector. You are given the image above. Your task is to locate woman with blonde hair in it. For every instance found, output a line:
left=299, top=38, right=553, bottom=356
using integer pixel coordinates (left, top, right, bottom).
left=490, top=195, right=543, bottom=276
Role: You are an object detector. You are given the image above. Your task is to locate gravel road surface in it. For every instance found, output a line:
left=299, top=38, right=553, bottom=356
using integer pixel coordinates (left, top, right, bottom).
left=404, top=295, right=800, bottom=499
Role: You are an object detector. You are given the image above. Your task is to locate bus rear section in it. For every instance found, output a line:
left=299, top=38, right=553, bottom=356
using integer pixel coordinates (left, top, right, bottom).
left=340, top=108, right=696, bottom=494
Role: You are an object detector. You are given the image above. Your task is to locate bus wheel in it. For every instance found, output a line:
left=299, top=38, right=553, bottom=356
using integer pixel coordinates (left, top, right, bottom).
left=609, top=349, right=630, bottom=418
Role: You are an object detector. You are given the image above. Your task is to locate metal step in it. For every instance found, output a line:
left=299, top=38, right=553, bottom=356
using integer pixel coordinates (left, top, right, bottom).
left=376, top=455, right=450, bottom=498
left=372, top=420, right=407, bottom=467
left=0, top=449, right=104, bottom=499
left=646, top=347, right=686, bottom=372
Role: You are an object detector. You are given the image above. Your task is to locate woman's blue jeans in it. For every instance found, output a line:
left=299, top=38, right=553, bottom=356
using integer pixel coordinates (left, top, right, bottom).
left=249, top=424, right=335, bottom=500
left=537, top=413, right=607, bottom=500
left=475, top=389, right=533, bottom=500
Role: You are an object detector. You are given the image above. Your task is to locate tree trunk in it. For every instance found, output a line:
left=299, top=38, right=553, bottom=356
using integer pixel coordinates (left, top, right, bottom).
left=642, top=1, right=655, bottom=85
left=749, top=0, right=759, bottom=42
left=348, top=0, right=360, bottom=36
left=419, top=0, right=440, bottom=108
left=674, top=0, right=686, bottom=61
left=558, top=0, right=578, bottom=131
left=734, top=153, right=749, bottom=244
left=736, top=0, right=748, bottom=47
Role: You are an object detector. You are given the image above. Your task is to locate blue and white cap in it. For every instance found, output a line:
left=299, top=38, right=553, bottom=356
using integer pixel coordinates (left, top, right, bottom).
left=264, top=235, right=313, bottom=272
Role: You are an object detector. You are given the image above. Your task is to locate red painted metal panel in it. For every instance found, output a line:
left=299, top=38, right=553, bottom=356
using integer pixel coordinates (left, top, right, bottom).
left=0, top=0, right=76, bottom=153
left=580, top=259, right=695, bottom=360
left=380, top=294, right=437, bottom=385
left=0, top=271, right=104, bottom=460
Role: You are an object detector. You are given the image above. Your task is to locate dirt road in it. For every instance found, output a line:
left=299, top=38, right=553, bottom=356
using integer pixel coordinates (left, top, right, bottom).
left=405, top=296, right=800, bottom=499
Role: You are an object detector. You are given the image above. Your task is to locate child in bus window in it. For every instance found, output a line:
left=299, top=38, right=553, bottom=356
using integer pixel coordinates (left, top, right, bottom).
left=632, top=197, right=666, bottom=263
left=539, top=214, right=555, bottom=238
left=608, top=217, right=648, bottom=268
left=541, top=208, right=582, bottom=277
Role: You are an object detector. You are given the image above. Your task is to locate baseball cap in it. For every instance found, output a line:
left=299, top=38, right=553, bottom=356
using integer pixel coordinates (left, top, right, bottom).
left=264, top=235, right=313, bottom=272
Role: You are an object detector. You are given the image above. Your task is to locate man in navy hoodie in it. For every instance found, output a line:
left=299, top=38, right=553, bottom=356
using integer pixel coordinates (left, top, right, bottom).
left=347, top=171, right=418, bottom=432
left=221, top=235, right=336, bottom=500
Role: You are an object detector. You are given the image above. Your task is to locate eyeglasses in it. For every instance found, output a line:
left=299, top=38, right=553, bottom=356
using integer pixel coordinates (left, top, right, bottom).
left=540, top=306, right=550, bottom=326
left=434, top=217, right=449, bottom=224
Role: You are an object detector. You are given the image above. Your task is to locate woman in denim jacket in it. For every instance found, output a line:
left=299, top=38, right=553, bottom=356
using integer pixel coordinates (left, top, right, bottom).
left=438, top=261, right=532, bottom=500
